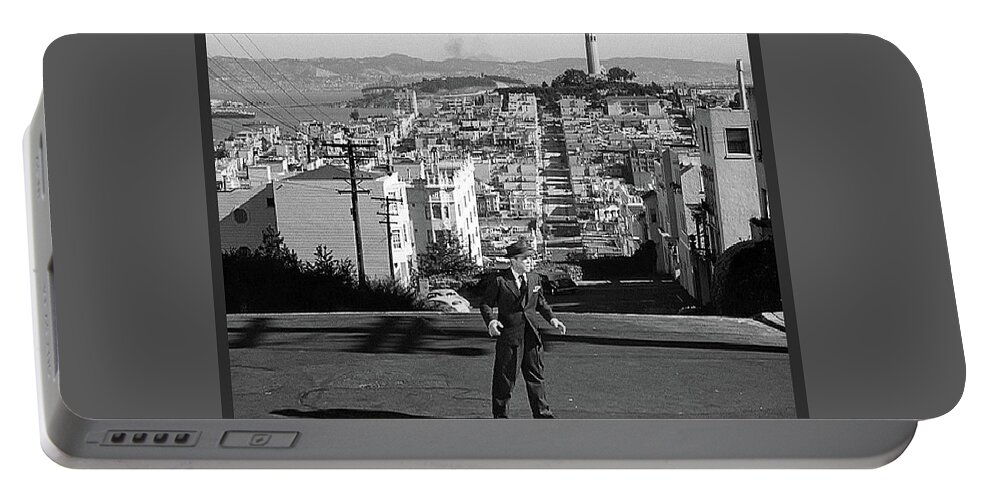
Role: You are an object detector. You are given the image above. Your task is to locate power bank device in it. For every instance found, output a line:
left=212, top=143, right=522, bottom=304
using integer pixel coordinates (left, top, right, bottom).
left=25, top=33, right=965, bottom=467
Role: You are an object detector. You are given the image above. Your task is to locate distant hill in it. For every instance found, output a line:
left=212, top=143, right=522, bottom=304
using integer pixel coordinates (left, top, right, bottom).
left=411, top=75, right=527, bottom=94
left=207, top=53, right=746, bottom=94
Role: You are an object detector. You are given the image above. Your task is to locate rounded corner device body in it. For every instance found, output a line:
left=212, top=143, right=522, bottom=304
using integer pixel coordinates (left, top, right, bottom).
left=25, top=33, right=962, bottom=468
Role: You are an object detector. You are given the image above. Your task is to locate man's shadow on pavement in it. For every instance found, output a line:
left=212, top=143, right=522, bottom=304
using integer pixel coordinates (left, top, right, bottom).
left=270, top=408, right=428, bottom=419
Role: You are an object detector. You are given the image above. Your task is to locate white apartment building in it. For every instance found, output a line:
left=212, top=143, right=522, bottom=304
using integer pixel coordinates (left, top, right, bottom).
left=405, top=156, right=483, bottom=266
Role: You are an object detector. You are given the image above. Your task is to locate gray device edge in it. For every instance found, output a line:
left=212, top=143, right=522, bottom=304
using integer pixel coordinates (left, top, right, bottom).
left=751, top=33, right=965, bottom=419
left=26, top=86, right=916, bottom=470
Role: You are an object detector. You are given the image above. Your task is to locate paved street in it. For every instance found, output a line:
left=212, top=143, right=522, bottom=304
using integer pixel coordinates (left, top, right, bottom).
left=227, top=312, right=796, bottom=419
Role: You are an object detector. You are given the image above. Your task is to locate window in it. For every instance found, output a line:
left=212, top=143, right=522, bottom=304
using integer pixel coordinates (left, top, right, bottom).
left=432, top=204, right=442, bottom=219
left=233, top=208, right=248, bottom=224
left=425, top=206, right=431, bottom=220
left=726, top=128, right=751, bottom=155
left=443, top=206, right=450, bottom=219
left=392, top=230, right=402, bottom=249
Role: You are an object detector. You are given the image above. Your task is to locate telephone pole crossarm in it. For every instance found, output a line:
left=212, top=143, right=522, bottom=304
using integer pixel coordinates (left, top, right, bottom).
left=316, top=139, right=379, bottom=287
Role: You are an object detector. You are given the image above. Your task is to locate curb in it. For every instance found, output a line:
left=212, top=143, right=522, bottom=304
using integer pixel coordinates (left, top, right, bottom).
left=753, top=312, right=787, bottom=333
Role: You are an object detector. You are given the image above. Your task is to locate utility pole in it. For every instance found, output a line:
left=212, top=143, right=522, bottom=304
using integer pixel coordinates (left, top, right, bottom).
left=373, top=193, right=404, bottom=281
left=324, top=138, right=377, bottom=287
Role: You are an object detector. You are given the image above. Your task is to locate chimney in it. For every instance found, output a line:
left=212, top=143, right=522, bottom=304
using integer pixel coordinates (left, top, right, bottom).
left=736, top=59, right=748, bottom=111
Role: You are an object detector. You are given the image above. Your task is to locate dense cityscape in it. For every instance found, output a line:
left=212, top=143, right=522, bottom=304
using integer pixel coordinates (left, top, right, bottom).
left=211, top=33, right=779, bottom=316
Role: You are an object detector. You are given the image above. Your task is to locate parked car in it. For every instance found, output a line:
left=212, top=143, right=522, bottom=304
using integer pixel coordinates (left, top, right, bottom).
left=538, top=271, right=578, bottom=296
left=424, top=288, right=472, bottom=313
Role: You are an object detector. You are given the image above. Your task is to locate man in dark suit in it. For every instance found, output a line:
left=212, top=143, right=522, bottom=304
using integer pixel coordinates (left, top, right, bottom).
left=480, top=240, right=567, bottom=418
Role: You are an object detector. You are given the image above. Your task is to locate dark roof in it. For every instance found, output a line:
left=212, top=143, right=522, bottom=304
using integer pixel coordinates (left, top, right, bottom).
left=287, top=164, right=379, bottom=181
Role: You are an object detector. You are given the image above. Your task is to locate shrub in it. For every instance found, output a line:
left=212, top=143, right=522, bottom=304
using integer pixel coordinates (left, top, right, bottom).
left=222, top=227, right=425, bottom=312
left=354, top=279, right=425, bottom=311
left=416, top=232, right=481, bottom=290
left=711, top=239, right=782, bottom=317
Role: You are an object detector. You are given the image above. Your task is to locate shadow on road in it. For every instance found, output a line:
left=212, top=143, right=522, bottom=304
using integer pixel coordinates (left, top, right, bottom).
left=229, top=317, right=270, bottom=349
left=227, top=312, right=785, bottom=354
left=344, top=316, right=489, bottom=356
left=539, top=333, right=787, bottom=354
left=271, top=408, right=429, bottom=419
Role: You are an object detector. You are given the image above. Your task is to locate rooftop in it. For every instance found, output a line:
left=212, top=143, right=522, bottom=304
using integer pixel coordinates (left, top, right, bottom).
left=286, top=164, right=380, bottom=182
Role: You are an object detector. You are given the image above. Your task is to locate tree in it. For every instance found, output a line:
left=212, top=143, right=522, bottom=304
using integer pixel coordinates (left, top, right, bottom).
left=417, top=233, right=480, bottom=286
left=303, top=245, right=355, bottom=285
left=712, top=239, right=782, bottom=317
left=257, top=225, right=299, bottom=269
left=606, top=66, right=636, bottom=82
left=551, top=68, right=591, bottom=87
left=349, top=109, right=360, bottom=121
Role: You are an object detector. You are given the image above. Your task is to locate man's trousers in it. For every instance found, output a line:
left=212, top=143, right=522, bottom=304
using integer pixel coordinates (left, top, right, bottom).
left=491, top=336, right=553, bottom=418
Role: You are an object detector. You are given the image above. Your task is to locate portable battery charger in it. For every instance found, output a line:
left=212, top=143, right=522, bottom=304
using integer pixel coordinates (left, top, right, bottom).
left=25, top=33, right=964, bottom=468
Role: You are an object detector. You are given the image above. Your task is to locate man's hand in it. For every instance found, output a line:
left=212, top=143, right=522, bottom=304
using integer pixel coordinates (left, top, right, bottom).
left=488, top=320, right=504, bottom=337
left=550, top=318, right=567, bottom=335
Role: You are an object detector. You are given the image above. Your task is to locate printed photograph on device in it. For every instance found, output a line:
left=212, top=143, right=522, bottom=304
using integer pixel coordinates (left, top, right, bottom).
left=206, top=34, right=795, bottom=419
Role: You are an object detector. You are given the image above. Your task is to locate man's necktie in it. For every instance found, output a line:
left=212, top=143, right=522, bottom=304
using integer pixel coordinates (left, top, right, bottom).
left=519, top=275, right=527, bottom=308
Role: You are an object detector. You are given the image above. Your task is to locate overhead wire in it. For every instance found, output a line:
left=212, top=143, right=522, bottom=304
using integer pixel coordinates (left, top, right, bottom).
left=239, top=34, right=340, bottom=125
left=210, top=34, right=307, bottom=128
left=227, top=34, right=326, bottom=124
left=206, top=64, right=298, bottom=133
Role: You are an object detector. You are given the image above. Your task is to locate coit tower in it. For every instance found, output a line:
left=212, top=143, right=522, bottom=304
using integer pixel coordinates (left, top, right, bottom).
left=584, top=33, right=602, bottom=76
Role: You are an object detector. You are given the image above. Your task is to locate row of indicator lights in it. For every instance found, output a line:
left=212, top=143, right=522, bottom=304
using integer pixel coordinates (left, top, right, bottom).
left=109, top=432, right=192, bottom=444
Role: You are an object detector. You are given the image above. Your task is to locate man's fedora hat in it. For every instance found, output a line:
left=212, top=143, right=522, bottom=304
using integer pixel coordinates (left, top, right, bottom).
left=506, top=240, right=534, bottom=259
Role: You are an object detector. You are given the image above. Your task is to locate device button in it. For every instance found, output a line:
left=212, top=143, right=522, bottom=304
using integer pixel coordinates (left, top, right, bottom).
left=220, top=431, right=298, bottom=449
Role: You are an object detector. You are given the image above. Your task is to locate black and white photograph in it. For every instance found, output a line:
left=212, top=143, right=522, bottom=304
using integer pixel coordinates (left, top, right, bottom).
left=207, top=33, right=797, bottom=419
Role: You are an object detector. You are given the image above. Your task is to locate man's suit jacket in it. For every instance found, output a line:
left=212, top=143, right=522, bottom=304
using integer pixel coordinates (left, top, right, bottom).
left=480, top=268, right=555, bottom=347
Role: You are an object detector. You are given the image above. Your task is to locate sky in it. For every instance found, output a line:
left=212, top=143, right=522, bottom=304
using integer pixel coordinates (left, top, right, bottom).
left=206, top=34, right=750, bottom=64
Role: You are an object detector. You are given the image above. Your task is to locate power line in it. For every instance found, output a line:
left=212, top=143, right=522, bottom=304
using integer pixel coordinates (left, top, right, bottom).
left=209, top=42, right=282, bottom=111
left=206, top=65, right=298, bottom=133
left=227, top=34, right=326, bottom=124
left=207, top=57, right=299, bottom=131
left=207, top=65, right=296, bottom=130
left=210, top=34, right=307, bottom=128
left=239, top=34, right=339, bottom=125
